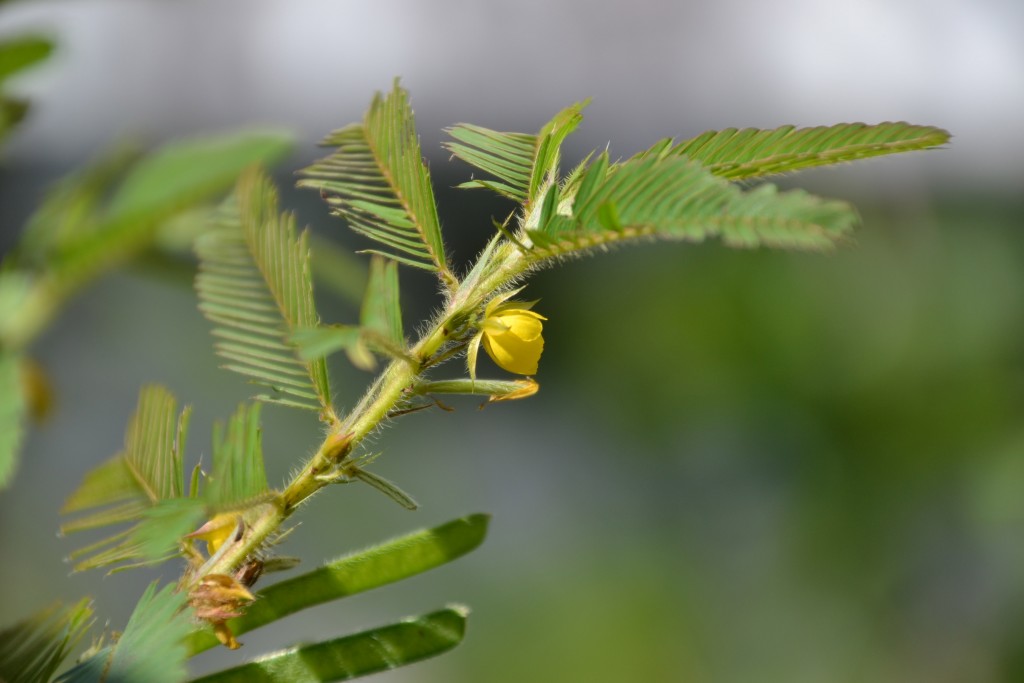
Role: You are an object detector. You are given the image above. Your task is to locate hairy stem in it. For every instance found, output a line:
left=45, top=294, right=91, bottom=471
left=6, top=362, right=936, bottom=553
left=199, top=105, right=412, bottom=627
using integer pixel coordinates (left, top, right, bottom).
left=201, top=242, right=529, bottom=579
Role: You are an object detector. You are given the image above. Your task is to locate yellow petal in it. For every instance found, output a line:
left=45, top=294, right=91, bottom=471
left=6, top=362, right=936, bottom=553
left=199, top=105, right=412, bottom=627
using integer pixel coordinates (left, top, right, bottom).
left=482, top=311, right=545, bottom=375
left=188, top=513, right=240, bottom=556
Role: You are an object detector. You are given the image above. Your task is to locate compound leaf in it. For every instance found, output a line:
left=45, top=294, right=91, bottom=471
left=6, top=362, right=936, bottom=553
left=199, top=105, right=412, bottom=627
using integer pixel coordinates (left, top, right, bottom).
left=58, top=583, right=190, bottom=683
left=190, top=606, right=468, bottom=683
left=445, top=101, right=586, bottom=208
left=186, top=513, right=489, bottom=656
left=524, top=153, right=856, bottom=265
left=653, top=122, right=951, bottom=180
left=61, top=385, right=196, bottom=572
left=0, top=598, right=93, bottom=683
left=297, top=80, right=451, bottom=281
left=206, top=401, right=270, bottom=508
left=195, top=168, right=334, bottom=419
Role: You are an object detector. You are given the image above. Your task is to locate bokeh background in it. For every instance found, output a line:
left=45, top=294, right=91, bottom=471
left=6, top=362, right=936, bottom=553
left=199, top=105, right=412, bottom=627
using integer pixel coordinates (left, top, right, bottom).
left=2, top=1, right=1023, bottom=681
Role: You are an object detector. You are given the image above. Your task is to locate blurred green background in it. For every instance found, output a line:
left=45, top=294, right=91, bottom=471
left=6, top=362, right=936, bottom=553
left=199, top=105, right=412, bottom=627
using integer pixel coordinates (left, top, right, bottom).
left=2, top=1, right=1023, bottom=682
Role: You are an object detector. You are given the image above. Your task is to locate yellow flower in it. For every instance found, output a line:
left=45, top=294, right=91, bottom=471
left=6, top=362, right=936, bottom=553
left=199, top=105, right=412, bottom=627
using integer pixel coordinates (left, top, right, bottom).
left=467, top=291, right=545, bottom=379
left=188, top=513, right=241, bottom=556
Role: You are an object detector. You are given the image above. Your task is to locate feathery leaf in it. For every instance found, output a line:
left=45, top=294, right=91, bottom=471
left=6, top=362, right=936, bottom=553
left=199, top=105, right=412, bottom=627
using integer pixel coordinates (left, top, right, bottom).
left=207, top=402, right=270, bottom=507
left=524, top=153, right=856, bottom=264
left=61, top=385, right=195, bottom=572
left=189, top=606, right=468, bottom=683
left=290, top=256, right=411, bottom=371
left=297, top=80, right=451, bottom=281
left=0, top=599, right=93, bottom=683
left=652, top=122, right=951, bottom=180
left=58, top=583, right=190, bottom=683
left=360, top=255, right=404, bottom=348
left=186, top=513, right=489, bottom=656
left=195, top=168, right=334, bottom=419
left=445, top=101, right=586, bottom=208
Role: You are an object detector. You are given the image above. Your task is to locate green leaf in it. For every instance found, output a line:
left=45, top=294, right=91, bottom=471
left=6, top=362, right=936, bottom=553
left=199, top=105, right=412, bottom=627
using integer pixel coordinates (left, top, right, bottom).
left=0, top=131, right=293, bottom=351
left=130, top=498, right=206, bottom=565
left=17, top=143, right=144, bottom=264
left=104, top=129, right=293, bottom=224
left=61, top=385, right=193, bottom=572
left=195, top=169, right=334, bottom=419
left=186, top=513, right=489, bottom=656
left=190, top=606, right=467, bottom=683
left=444, top=101, right=586, bottom=208
left=58, top=583, right=190, bottom=683
left=0, top=35, right=54, bottom=84
left=55, top=131, right=294, bottom=282
left=206, top=402, right=270, bottom=507
left=656, top=122, right=951, bottom=180
left=291, top=324, right=364, bottom=360
left=445, top=125, right=535, bottom=201
left=525, top=153, right=856, bottom=264
left=360, top=255, right=403, bottom=347
left=297, top=80, right=451, bottom=281
left=0, top=599, right=93, bottom=683
left=0, top=351, right=27, bottom=489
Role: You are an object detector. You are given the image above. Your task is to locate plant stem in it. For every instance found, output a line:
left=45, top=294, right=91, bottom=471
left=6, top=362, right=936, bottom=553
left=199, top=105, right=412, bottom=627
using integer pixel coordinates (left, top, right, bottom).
left=201, top=242, right=528, bottom=579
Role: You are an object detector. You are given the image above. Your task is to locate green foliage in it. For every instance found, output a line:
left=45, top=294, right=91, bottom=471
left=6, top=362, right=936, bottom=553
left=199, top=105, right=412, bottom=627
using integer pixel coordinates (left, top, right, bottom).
left=654, top=121, right=952, bottom=179
left=0, top=599, right=93, bottom=683
left=0, top=351, right=26, bottom=488
left=0, top=35, right=54, bottom=84
left=0, top=130, right=291, bottom=489
left=17, top=144, right=144, bottom=264
left=297, top=80, right=452, bottom=280
left=206, top=402, right=270, bottom=507
left=360, top=255, right=404, bottom=348
left=445, top=101, right=586, bottom=206
left=442, top=111, right=948, bottom=268
left=290, top=255, right=410, bottom=371
left=58, top=583, right=191, bottom=683
left=189, top=606, right=468, bottom=683
left=0, top=34, right=53, bottom=144
left=523, top=153, right=856, bottom=264
left=61, top=385, right=199, bottom=572
left=104, top=130, right=293, bottom=224
left=15, top=80, right=949, bottom=683
left=194, top=168, right=334, bottom=417
left=18, top=130, right=293, bottom=304
left=186, top=513, right=489, bottom=656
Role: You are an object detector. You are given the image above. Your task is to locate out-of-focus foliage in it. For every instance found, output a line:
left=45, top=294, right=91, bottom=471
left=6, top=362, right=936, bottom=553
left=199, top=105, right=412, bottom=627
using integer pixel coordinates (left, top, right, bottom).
left=0, top=130, right=292, bottom=489
left=0, top=33, right=53, bottom=144
left=0, top=598, right=93, bottom=683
